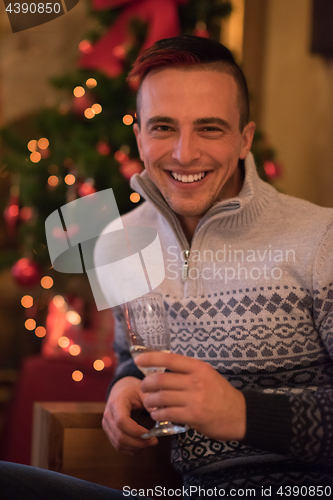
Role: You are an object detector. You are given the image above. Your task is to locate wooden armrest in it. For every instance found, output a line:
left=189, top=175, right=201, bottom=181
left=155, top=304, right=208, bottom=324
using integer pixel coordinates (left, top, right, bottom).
left=31, top=402, right=182, bottom=493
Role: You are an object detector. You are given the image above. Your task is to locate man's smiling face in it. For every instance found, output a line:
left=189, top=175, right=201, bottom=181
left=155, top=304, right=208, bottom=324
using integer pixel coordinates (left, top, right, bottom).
left=133, top=67, right=255, bottom=233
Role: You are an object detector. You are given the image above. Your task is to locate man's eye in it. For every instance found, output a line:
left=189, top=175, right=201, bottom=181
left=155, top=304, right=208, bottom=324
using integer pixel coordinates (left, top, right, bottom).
left=153, top=125, right=172, bottom=131
left=201, top=127, right=222, bottom=132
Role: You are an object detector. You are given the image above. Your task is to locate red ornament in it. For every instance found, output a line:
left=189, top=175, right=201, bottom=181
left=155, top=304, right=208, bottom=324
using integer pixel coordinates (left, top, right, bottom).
left=79, top=40, right=93, bottom=54
left=12, top=258, right=42, bottom=287
left=96, top=141, right=111, bottom=156
left=264, top=160, right=283, bottom=179
left=120, top=159, right=143, bottom=180
left=194, top=28, right=209, bottom=38
left=4, top=194, right=20, bottom=238
left=78, top=181, right=96, bottom=197
left=194, top=21, right=209, bottom=38
left=114, top=150, right=129, bottom=163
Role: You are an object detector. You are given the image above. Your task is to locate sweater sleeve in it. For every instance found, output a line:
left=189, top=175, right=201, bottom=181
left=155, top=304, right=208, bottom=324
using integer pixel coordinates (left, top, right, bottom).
left=243, top=221, right=333, bottom=465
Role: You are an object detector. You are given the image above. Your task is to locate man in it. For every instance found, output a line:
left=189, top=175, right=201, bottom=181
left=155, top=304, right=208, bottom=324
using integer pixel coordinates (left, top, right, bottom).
left=98, top=35, right=333, bottom=493
left=1, top=35, right=332, bottom=499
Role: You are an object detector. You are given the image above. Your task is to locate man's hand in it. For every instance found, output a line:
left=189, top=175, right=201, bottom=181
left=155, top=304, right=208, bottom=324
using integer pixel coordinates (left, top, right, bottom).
left=136, top=352, right=246, bottom=442
left=102, top=376, right=158, bottom=455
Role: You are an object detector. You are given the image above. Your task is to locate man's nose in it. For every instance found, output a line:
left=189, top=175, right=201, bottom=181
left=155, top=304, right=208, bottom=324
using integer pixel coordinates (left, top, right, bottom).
left=171, top=133, right=200, bottom=165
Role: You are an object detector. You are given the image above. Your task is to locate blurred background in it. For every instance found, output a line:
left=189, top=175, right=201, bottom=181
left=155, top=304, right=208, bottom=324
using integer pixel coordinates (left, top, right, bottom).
left=0, top=0, right=332, bottom=465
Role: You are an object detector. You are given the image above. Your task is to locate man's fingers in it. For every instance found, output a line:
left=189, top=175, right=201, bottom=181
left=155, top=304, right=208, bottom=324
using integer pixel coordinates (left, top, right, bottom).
left=143, top=389, right=186, bottom=411
left=113, top=410, right=147, bottom=438
left=135, top=351, right=195, bottom=373
left=141, top=372, right=186, bottom=393
left=149, top=407, right=187, bottom=426
left=103, top=413, right=158, bottom=452
left=101, top=376, right=163, bottom=455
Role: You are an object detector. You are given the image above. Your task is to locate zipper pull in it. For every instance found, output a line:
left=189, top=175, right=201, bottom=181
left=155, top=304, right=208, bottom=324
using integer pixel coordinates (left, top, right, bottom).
left=182, top=250, right=190, bottom=281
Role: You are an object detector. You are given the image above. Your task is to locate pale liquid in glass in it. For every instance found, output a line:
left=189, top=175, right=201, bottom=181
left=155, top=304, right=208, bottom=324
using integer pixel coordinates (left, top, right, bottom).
left=130, top=345, right=170, bottom=376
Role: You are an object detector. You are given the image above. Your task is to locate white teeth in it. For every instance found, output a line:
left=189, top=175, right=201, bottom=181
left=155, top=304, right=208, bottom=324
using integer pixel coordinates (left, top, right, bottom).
left=171, top=172, right=206, bottom=183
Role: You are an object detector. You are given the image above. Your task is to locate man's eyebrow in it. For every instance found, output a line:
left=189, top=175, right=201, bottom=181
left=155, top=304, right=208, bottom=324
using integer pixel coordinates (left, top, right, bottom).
left=145, top=116, right=178, bottom=127
left=144, top=116, right=231, bottom=130
left=194, top=117, right=231, bottom=130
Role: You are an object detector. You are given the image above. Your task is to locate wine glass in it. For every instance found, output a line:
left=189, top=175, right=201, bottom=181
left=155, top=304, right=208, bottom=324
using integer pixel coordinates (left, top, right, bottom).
left=123, top=292, right=189, bottom=438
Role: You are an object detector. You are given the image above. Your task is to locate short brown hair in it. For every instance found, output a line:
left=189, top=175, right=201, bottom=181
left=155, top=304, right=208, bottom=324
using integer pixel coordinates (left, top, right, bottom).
left=128, top=35, right=250, bottom=131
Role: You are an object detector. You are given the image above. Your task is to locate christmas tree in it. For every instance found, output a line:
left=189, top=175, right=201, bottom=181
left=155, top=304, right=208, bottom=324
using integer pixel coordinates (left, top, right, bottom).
left=0, top=0, right=279, bottom=369
left=1, top=0, right=233, bottom=269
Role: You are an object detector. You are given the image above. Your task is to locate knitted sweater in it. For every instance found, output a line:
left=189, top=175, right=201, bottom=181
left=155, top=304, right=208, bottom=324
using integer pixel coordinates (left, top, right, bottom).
left=95, top=153, right=333, bottom=491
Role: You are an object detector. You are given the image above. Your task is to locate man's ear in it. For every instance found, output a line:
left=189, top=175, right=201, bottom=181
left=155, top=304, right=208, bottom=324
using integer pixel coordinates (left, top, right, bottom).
left=133, top=123, right=144, bottom=162
left=239, top=121, right=256, bottom=160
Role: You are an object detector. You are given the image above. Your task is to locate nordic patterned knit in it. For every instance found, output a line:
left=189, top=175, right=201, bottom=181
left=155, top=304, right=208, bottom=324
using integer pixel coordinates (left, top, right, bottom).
left=94, top=153, right=333, bottom=493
